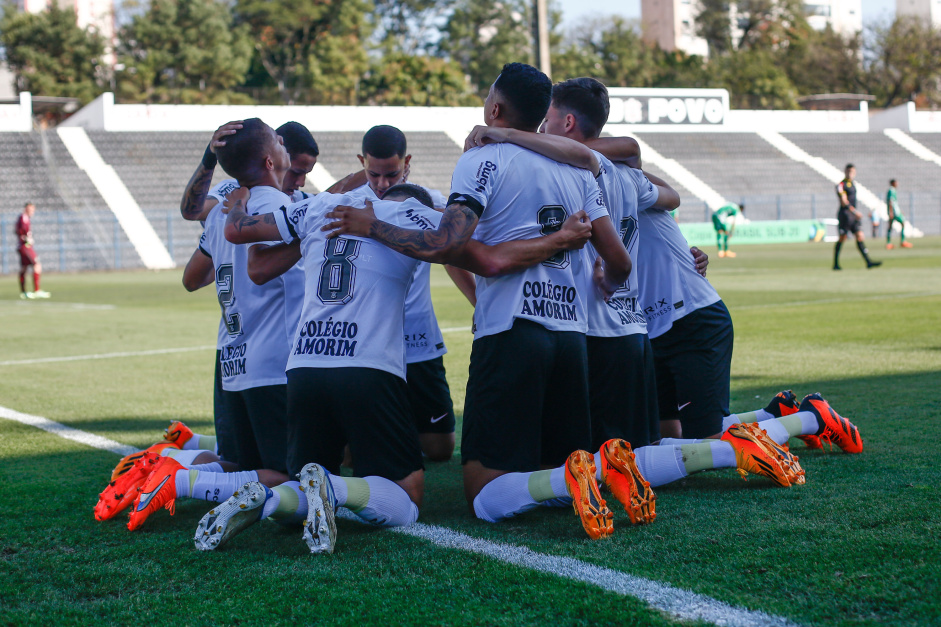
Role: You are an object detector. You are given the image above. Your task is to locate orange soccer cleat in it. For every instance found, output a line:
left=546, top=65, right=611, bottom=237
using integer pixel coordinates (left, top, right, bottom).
left=799, top=393, right=863, bottom=454
left=163, top=421, right=194, bottom=447
left=599, top=439, right=656, bottom=525
left=127, top=456, right=185, bottom=531
left=765, top=390, right=800, bottom=418
left=95, top=451, right=163, bottom=521
left=564, top=450, right=613, bottom=539
left=901, top=241, right=913, bottom=248
left=721, top=423, right=793, bottom=487
left=110, top=442, right=180, bottom=482
left=797, top=435, right=823, bottom=449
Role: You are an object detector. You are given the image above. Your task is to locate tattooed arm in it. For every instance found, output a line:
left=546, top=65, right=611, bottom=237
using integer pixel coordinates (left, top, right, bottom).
left=323, top=200, right=479, bottom=264
left=222, top=188, right=283, bottom=244
left=180, top=121, right=243, bottom=221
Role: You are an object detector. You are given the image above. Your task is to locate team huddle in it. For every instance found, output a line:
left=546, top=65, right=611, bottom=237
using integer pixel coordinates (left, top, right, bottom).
left=94, top=63, right=864, bottom=551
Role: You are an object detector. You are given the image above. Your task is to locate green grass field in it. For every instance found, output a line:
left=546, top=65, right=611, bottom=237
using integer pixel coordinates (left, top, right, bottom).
left=1, top=238, right=940, bottom=626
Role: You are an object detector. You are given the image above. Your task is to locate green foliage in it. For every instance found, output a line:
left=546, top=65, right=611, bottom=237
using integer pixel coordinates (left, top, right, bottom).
left=0, top=2, right=105, bottom=104
left=712, top=49, right=798, bottom=109
left=361, top=53, right=480, bottom=106
left=234, top=0, right=372, bottom=105
left=115, top=0, right=253, bottom=104
left=438, top=0, right=533, bottom=98
left=371, top=0, right=451, bottom=55
left=863, top=17, right=941, bottom=109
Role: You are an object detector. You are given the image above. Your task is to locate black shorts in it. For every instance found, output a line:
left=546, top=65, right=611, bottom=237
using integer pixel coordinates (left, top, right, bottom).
left=212, top=350, right=237, bottom=463
left=462, top=319, right=591, bottom=472
left=837, top=209, right=861, bottom=236
left=587, top=333, right=659, bottom=450
left=221, top=383, right=288, bottom=473
left=650, top=300, right=733, bottom=439
left=407, top=356, right=456, bottom=435
left=285, top=367, right=423, bottom=481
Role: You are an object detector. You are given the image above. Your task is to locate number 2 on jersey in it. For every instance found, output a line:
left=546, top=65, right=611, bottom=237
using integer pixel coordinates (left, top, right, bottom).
left=215, top=264, right=242, bottom=336
left=318, top=237, right=361, bottom=305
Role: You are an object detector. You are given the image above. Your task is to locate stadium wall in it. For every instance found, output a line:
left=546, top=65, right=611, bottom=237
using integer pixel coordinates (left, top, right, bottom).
left=0, top=93, right=33, bottom=132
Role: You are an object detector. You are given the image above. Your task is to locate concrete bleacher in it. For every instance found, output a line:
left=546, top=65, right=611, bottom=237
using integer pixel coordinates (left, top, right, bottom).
left=0, top=132, right=68, bottom=215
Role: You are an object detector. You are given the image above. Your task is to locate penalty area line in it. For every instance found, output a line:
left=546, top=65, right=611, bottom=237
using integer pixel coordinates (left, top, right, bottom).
left=1, top=405, right=802, bottom=627
left=0, top=345, right=216, bottom=367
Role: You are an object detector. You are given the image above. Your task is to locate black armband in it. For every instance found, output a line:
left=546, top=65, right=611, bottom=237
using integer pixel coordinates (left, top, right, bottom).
left=447, top=193, right=485, bottom=217
left=202, top=143, right=217, bottom=170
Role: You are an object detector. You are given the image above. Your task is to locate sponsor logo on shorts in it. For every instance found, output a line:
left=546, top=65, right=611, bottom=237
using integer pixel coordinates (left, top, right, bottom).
left=677, top=401, right=692, bottom=411
left=430, top=413, right=448, bottom=424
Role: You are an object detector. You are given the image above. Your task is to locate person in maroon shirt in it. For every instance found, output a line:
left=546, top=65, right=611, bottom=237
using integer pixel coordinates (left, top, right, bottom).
left=16, top=202, right=50, bottom=299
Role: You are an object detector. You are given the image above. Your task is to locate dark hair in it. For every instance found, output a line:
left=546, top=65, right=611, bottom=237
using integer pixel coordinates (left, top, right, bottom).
left=493, top=62, right=551, bottom=131
left=739, top=203, right=745, bottom=211
left=362, top=125, right=407, bottom=159
left=889, top=178, right=897, bottom=185
left=276, top=121, right=319, bottom=159
left=550, top=78, right=609, bottom=139
left=845, top=163, right=855, bottom=171
left=216, top=118, right=275, bottom=182
left=382, top=183, right=434, bottom=209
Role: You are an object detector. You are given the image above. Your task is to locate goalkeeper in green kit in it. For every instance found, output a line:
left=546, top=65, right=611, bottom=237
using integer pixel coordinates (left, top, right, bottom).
left=712, top=203, right=743, bottom=258
left=885, top=179, right=911, bottom=249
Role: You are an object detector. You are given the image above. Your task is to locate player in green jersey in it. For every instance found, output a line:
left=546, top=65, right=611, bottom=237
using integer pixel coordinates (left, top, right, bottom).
left=885, top=179, right=911, bottom=249
left=712, top=203, right=743, bottom=258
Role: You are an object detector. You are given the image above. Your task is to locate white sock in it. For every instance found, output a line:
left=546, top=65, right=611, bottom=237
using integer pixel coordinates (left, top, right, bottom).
left=755, top=419, right=791, bottom=445
left=473, top=467, right=569, bottom=522
left=721, top=409, right=774, bottom=432
left=189, top=462, right=224, bottom=472
left=182, top=434, right=218, bottom=453
left=658, top=438, right=702, bottom=446
left=334, top=476, right=418, bottom=528
left=263, top=481, right=306, bottom=524
left=634, top=445, right=687, bottom=487
left=174, top=469, right=259, bottom=502
left=161, top=448, right=210, bottom=466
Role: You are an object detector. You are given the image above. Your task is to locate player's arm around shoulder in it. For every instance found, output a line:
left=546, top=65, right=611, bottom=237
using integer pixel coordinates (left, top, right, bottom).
left=465, top=126, right=599, bottom=176
left=222, top=187, right=283, bottom=245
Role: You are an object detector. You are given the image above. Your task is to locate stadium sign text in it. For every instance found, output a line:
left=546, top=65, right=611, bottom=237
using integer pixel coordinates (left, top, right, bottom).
left=606, top=88, right=730, bottom=125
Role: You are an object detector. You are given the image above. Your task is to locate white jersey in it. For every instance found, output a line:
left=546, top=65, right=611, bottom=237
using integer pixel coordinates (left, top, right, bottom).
left=198, top=229, right=229, bottom=352
left=636, top=206, right=720, bottom=339
left=347, top=183, right=448, bottom=363
left=199, top=186, right=305, bottom=391
left=450, top=144, right=608, bottom=338
left=582, top=155, right=659, bottom=338
left=273, top=193, right=443, bottom=380
left=208, top=178, right=309, bottom=204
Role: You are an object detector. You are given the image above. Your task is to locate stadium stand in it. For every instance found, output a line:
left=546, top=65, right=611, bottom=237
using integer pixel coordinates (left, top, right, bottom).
left=634, top=132, right=837, bottom=221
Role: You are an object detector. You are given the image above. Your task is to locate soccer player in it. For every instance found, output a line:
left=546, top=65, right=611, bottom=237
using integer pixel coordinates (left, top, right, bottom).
left=322, top=63, right=637, bottom=539
left=15, top=202, right=50, bottom=299
left=834, top=164, right=881, bottom=270
left=179, top=121, right=320, bottom=462
left=885, top=179, right=911, bottom=249
left=193, top=184, right=492, bottom=553
left=712, top=202, right=743, bottom=258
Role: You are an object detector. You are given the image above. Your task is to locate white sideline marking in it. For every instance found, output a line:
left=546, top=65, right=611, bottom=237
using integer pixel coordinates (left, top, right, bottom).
left=1, top=406, right=801, bottom=627
left=439, top=325, right=472, bottom=334
left=0, top=345, right=215, bottom=367
left=0, top=405, right=137, bottom=456
left=1, top=301, right=117, bottom=311
left=736, top=291, right=941, bottom=311
left=396, top=523, right=801, bottom=627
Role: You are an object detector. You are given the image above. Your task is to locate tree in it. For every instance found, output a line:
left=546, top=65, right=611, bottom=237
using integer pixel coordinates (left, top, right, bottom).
left=116, top=0, right=253, bottom=104
left=234, top=0, right=371, bottom=105
left=0, top=3, right=105, bottom=103
left=863, top=17, right=941, bottom=109
left=371, top=0, right=452, bottom=55
left=712, top=48, right=797, bottom=108
left=360, top=53, right=480, bottom=105
left=695, top=0, right=733, bottom=56
left=781, top=24, right=864, bottom=97
left=438, top=0, right=532, bottom=98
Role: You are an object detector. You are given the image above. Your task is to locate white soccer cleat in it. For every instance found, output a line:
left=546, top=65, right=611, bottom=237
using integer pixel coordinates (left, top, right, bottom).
left=32, top=290, right=50, bottom=299
left=299, top=463, right=337, bottom=554
left=193, top=481, right=268, bottom=551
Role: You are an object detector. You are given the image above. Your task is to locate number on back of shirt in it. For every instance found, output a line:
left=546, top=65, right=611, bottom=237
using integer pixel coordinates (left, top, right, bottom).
left=215, top=264, right=242, bottom=336
left=537, top=205, right=569, bottom=269
left=616, top=216, right=638, bottom=294
left=318, top=237, right=360, bottom=305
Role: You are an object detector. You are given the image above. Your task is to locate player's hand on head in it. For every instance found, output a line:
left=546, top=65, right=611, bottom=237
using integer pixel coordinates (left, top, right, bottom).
left=211, top=120, right=244, bottom=152
left=557, top=210, right=593, bottom=250
left=463, top=125, right=510, bottom=151
left=222, top=186, right=250, bottom=214
left=690, top=246, right=708, bottom=277
left=323, top=199, right=376, bottom=239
